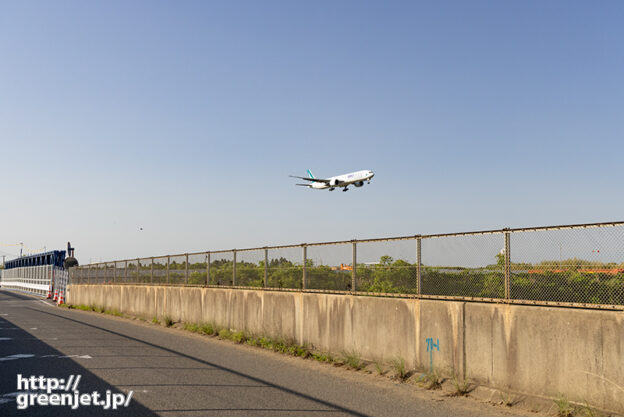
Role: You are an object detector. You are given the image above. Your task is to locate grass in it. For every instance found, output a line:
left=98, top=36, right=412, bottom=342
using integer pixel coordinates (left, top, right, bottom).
left=152, top=316, right=159, bottom=324
left=579, top=402, right=598, bottom=417
left=553, top=395, right=575, bottom=417
left=390, top=357, right=409, bottom=381
left=183, top=323, right=199, bottom=332
left=341, top=351, right=364, bottom=370
left=231, top=331, right=245, bottom=343
left=311, top=352, right=333, bottom=362
left=218, top=328, right=232, bottom=340
left=162, top=316, right=174, bottom=327
left=373, top=359, right=385, bottom=375
left=104, top=309, right=123, bottom=317
left=417, top=369, right=442, bottom=390
left=500, top=391, right=515, bottom=407
left=199, top=323, right=215, bottom=335
left=450, top=370, right=471, bottom=396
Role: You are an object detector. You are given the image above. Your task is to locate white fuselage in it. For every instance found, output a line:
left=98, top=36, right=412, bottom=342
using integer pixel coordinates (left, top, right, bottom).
left=311, top=170, right=375, bottom=189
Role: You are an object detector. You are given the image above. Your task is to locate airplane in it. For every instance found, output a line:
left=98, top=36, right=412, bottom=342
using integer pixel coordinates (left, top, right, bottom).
left=290, top=169, right=375, bottom=192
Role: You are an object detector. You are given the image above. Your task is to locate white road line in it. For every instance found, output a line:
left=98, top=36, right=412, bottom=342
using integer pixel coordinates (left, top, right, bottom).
left=0, top=354, right=35, bottom=361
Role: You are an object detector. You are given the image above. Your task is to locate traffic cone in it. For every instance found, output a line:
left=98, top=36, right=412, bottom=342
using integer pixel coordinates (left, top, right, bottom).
left=46, top=286, right=52, bottom=299
left=57, top=291, right=64, bottom=305
left=53, top=289, right=58, bottom=302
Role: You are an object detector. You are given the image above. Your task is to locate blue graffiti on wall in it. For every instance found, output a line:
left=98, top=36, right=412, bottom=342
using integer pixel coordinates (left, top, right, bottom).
left=426, top=337, right=439, bottom=372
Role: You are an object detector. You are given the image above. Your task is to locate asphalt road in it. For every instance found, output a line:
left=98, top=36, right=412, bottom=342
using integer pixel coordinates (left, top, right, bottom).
left=0, top=290, right=532, bottom=417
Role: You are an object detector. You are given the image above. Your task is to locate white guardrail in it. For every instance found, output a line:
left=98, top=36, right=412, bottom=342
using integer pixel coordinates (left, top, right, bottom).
left=0, top=265, right=68, bottom=300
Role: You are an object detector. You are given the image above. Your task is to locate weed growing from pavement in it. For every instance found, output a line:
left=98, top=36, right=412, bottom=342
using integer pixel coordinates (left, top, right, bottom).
left=390, top=357, right=409, bottom=381
left=553, top=395, right=575, bottom=417
left=417, top=369, right=442, bottom=390
left=500, top=391, right=515, bottom=407
left=373, top=359, right=385, bottom=375
left=199, top=323, right=215, bottom=335
left=217, top=328, right=232, bottom=340
left=340, top=351, right=364, bottom=370
left=449, top=370, right=471, bottom=396
left=183, top=323, right=199, bottom=332
left=579, top=401, right=598, bottom=417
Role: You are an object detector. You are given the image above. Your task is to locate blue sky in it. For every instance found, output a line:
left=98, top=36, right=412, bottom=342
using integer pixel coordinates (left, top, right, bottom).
left=1, top=1, right=623, bottom=263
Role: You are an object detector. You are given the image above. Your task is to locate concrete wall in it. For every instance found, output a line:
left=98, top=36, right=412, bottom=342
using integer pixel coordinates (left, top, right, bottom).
left=67, top=285, right=624, bottom=414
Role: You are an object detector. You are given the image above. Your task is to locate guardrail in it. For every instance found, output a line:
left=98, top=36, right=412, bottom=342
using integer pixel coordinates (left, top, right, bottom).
left=70, top=221, right=624, bottom=310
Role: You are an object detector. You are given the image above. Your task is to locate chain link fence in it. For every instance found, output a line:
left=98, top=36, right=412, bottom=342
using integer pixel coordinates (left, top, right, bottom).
left=70, top=222, right=624, bottom=309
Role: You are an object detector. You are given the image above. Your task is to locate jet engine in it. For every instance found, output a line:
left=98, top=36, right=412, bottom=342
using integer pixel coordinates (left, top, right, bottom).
left=330, top=178, right=340, bottom=187
left=354, top=181, right=364, bottom=187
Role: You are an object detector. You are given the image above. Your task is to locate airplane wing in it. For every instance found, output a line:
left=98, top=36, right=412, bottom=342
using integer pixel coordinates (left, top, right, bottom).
left=295, top=183, right=311, bottom=187
left=288, top=175, right=330, bottom=184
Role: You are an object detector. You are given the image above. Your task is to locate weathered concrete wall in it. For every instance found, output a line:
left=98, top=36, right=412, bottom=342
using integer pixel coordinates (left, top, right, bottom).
left=67, top=285, right=624, bottom=413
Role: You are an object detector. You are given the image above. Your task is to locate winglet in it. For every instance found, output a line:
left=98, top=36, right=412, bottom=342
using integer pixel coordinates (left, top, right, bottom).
left=307, top=169, right=315, bottom=179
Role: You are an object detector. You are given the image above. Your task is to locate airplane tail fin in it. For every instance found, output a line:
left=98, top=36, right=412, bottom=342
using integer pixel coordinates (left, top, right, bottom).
left=307, top=169, right=315, bottom=179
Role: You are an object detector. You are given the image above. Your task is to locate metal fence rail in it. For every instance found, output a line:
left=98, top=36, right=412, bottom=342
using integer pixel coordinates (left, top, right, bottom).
left=70, top=221, right=624, bottom=310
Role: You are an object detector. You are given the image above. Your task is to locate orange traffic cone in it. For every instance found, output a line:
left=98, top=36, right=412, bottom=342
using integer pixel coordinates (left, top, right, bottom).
left=53, top=289, right=58, bottom=302
left=46, top=286, right=52, bottom=299
left=58, top=291, right=64, bottom=305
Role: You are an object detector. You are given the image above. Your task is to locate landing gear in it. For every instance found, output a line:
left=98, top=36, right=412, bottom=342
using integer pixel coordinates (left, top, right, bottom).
left=329, top=187, right=335, bottom=191
left=342, top=187, right=349, bottom=192
left=367, top=181, right=371, bottom=184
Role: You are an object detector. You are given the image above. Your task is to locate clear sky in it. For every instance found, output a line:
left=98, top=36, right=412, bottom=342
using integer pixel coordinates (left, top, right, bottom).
left=1, top=1, right=623, bottom=264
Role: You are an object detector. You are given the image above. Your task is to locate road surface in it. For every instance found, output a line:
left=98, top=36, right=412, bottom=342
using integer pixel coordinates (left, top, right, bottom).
left=0, top=290, right=533, bottom=416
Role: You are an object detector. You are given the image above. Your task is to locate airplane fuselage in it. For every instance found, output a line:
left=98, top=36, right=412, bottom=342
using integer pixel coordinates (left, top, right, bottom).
left=310, top=170, right=374, bottom=190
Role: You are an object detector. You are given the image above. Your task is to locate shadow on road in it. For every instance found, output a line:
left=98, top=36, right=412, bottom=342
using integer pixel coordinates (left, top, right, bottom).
left=0, top=290, right=157, bottom=416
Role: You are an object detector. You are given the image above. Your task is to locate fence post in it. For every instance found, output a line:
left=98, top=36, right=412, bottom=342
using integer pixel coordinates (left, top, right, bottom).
left=150, top=257, right=154, bottom=284
left=302, top=244, right=307, bottom=290
left=88, top=265, right=91, bottom=284
left=416, top=236, right=422, bottom=297
left=352, top=241, right=357, bottom=293
left=264, top=248, right=268, bottom=288
left=124, top=260, right=128, bottom=282
left=113, top=261, right=117, bottom=284
left=166, top=256, right=170, bottom=284
left=185, top=253, right=189, bottom=285
left=206, top=252, right=210, bottom=285
left=504, top=229, right=511, bottom=301
left=232, top=250, right=237, bottom=286
left=136, top=259, right=140, bottom=284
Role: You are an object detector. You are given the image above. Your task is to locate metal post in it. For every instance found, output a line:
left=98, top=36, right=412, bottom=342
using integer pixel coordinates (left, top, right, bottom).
left=302, top=244, right=307, bottom=290
left=264, top=248, right=268, bottom=288
left=352, top=241, right=357, bottom=293
left=166, top=256, right=170, bottom=284
left=416, top=236, right=422, bottom=297
left=206, top=252, right=210, bottom=285
left=113, top=261, right=117, bottom=283
left=88, top=265, right=91, bottom=284
left=232, top=250, right=237, bottom=286
left=185, top=253, right=189, bottom=285
left=504, top=230, right=511, bottom=300
left=124, top=260, right=128, bottom=282
left=150, top=257, right=154, bottom=284
left=136, top=259, right=140, bottom=284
